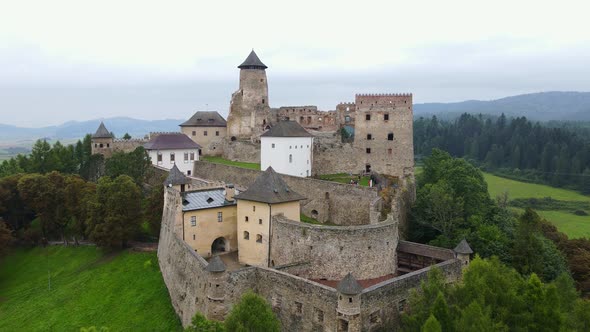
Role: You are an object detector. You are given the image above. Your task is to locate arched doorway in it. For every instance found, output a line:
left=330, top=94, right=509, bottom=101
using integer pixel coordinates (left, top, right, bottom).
left=211, top=237, right=227, bottom=255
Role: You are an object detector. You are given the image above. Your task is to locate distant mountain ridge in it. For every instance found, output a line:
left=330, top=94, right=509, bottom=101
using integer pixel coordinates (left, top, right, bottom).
left=0, top=117, right=184, bottom=140
left=414, top=91, right=590, bottom=121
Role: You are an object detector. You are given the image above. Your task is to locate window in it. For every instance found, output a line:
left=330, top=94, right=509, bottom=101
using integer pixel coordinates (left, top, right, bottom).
left=345, top=115, right=351, bottom=123
left=256, top=234, right=262, bottom=243
left=388, top=148, right=392, bottom=155
left=388, top=133, right=394, bottom=141
left=384, top=113, right=389, bottom=121
left=259, top=218, right=262, bottom=224
left=184, top=152, right=189, bottom=162
left=215, top=131, right=219, bottom=136
left=295, top=145, right=297, bottom=149
left=217, top=212, right=223, bottom=222
left=289, top=146, right=292, bottom=149
left=190, top=216, right=196, bottom=226
left=349, top=297, right=353, bottom=303
left=204, top=131, right=208, bottom=136
left=190, top=152, right=195, bottom=160
left=187, top=170, right=191, bottom=176
left=366, top=114, right=371, bottom=121
left=262, top=98, right=265, bottom=104
left=99, top=143, right=103, bottom=148
left=245, top=216, right=249, bottom=222
left=366, top=148, right=371, bottom=154
left=94, top=143, right=97, bottom=148
left=289, top=154, right=293, bottom=163
left=272, top=143, right=275, bottom=148
left=106, top=143, right=110, bottom=148
left=253, top=205, right=256, bottom=212
left=192, top=131, right=196, bottom=136
left=157, top=153, right=162, bottom=162
left=193, top=234, right=195, bottom=240
left=170, top=153, right=175, bottom=162
left=367, top=134, right=372, bottom=140
left=243, top=231, right=249, bottom=240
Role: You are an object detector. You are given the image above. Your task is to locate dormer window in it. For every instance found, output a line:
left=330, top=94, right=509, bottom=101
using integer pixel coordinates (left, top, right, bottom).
left=206, top=197, right=214, bottom=204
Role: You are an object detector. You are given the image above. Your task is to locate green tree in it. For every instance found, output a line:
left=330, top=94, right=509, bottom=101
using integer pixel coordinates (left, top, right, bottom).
left=456, top=302, right=502, bottom=332
left=105, top=147, right=151, bottom=184
left=122, top=133, right=132, bottom=140
left=224, top=291, right=280, bottom=332
left=0, top=220, right=14, bottom=255
left=29, top=139, right=54, bottom=173
left=421, top=315, right=441, bottom=332
left=87, top=175, right=142, bottom=249
left=185, top=313, right=224, bottom=332
left=145, top=185, right=164, bottom=238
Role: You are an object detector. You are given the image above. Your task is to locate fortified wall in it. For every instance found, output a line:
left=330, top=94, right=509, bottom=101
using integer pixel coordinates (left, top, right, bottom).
left=191, top=161, right=381, bottom=225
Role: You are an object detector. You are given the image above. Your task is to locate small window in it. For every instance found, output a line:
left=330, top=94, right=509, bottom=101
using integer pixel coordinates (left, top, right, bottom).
left=295, top=145, right=297, bottom=149
left=184, top=152, right=189, bottom=161
left=157, top=153, right=162, bottom=162
left=204, top=131, right=208, bottom=136
left=216, top=131, right=219, bottom=136
left=256, top=234, right=262, bottom=243
left=388, top=133, right=394, bottom=141
left=106, top=143, right=110, bottom=148
left=289, top=154, right=293, bottom=163
left=259, top=218, right=262, bottom=225
left=365, top=114, right=371, bottom=121
left=190, top=216, right=196, bottom=226
left=253, top=205, right=256, bottom=212
left=217, top=212, right=222, bottom=222
left=170, top=153, right=175, bottom=162
left=192, top=131, right=196, bottom=136
left=384, top=113, right=389, bottom=121
left=272, top=143, right=275, bottom=148
left=99, top=143, right=103, bottom=148
left=367, top=134, right=372, bottom=140
left=94, top=143, right=97, bottom=148
left=349, top=297, right=353, bottom=303
left=190, top=152, right=195, bottom=160
left=243, top=231, right=249, bottom=240
left=260, top=79, right=264, bottom=82
left=193, top=234, right=195, bottom=240
left=245, top=216, right=249, bottom=222
left=345, top=115, right=351, bottom=123
left=366, top=148, right=371, bottom=154
left=262, top=98, right=265, bottom=104
left=187, top=170, right=191, bottom=176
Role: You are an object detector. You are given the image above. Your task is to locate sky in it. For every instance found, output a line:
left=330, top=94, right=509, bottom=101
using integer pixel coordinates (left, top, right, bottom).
left=1, top=0, right=589, bottom=127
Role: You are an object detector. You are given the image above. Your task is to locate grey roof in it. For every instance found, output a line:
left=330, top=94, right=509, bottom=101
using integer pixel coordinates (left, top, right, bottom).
left=234, top=167, right=305, bottom=204
left=454, top=239, right=473, bottom=254
left=182, top=188, right=236, bottom=211
left=238, top=50, right=267, bottom=69
left=144, top=133, right=201, bottom=150
left=179, top=111, right=227, bottom=127
left=261, top=121, right=313, bottom=138
left=164, top=165, right=191, bottom=186
left=337, top=273, right=362, bottom=295
left=92, top=122, right=113, bottom=138
left=206, top=255, right=226, bottom=272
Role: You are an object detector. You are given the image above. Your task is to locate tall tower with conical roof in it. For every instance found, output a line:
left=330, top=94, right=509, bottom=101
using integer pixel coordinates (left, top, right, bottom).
left=91, top=122, right=114, bottom=157
left=226, top=50, right=271, bottom=141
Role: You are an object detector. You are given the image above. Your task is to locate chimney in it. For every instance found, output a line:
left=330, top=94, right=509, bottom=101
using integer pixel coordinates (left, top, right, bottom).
left=225, top=184, right=236, bottom=202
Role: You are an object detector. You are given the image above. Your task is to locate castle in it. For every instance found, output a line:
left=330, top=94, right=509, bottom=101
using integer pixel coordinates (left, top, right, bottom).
left=149, top=51, right=470, bottom=331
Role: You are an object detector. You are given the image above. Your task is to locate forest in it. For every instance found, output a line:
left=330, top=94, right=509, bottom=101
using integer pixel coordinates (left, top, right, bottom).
left=414, top=114, right=590, bottom=193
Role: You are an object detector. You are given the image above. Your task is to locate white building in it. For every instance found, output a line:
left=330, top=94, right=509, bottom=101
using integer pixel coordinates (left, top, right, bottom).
left=260, top=121, right=313, bottom=177
left=144, top=133, right=201, bottom=175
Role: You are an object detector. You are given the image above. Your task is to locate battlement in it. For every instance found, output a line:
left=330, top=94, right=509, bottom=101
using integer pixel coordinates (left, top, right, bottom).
left=355, top=93, right=413, bottom=108
left=149, top=131, right=184, bottom=138
left=113, top=138, right=148, bottom=143
left=355, top=93, right=412, bottom=97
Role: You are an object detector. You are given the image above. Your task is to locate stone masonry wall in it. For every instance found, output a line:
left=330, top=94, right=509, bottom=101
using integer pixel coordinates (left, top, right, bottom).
left=270, top=216, right=398, bottom=280
left=191, top=161, right=379, bottom=225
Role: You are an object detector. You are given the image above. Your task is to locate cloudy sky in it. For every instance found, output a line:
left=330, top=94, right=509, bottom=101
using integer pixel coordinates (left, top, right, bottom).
left=1, top=0, right=589, bottom=127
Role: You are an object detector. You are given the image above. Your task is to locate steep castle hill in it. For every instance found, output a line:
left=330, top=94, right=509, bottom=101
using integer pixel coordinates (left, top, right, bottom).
left=91, top=50, right=472, bottom=331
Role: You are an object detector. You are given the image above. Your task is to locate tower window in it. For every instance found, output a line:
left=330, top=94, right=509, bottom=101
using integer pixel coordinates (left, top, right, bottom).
left=366, top=134, right=372, bottom=140
left=245, top=216, right=249, bottom=222
left=253, top=205, right=256, bottom=212
left=106, top=143, right=110, bottom=148
left=243, top=231, right=249, bottom=240
left=366, top=114, right=371, bottom=121
left=366, top=148, right=371, bottom=154
left=215, top=131, right=219, bottom=136
left=256, top=234, right=262, bottom=243
left=204, top=131, right=208, bottom=136
left=262, top=98, right=265, bottom=104
left=260, top=79, right=264, bottom=82
left=384, top=113, right=389, bottom=121
left=99, top=143, right=103, bottom=148
left=388, top=133, right=394, bottom=141
left=259, top=218, right=262, bottom=224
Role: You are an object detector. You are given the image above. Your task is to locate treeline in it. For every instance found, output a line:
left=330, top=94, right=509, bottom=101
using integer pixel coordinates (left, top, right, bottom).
left=414, top=114, right=590, bottom=193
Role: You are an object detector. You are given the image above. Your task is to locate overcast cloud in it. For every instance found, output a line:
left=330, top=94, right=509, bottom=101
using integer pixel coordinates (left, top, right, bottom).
left=1, top=0, right=589, bottom=127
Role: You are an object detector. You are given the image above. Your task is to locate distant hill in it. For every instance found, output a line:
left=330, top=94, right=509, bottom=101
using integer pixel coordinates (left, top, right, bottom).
left=414, top=91, right=590, bottom=121
left=0, top=117, right=183, bottom=141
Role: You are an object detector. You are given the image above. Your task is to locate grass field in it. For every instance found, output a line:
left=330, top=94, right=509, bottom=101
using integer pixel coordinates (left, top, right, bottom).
left=318, top=173, right=370, bottom=186
left=0, top=246, right=182, bottom=331
left=201, top=156, right=260, bottom=170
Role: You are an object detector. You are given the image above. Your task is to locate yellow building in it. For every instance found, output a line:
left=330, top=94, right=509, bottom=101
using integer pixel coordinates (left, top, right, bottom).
left=234, top=167, right=305, bottom=267
left=179, top=111, right=227, bottom=156
left=181, top=186, right=238, bottom=257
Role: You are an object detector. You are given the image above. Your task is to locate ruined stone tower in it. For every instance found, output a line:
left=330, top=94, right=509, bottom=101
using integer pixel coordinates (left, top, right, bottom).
left=226, top=50, right=271, bottom=141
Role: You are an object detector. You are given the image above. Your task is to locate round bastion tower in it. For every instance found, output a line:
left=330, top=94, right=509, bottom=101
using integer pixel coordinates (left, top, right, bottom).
left=226, top=50, right=271, bottom=141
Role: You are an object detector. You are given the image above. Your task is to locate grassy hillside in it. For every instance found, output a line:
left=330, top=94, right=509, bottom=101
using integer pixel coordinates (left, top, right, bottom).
left=0, top=247, right=182, bottom=332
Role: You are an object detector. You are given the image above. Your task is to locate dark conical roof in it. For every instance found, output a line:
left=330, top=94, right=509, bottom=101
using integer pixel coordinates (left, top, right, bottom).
left=238, top=50, right=267, bottom=69
left=206, top=255, right=226, bottom=272
left=164, top=165, right=191, bottom=186
left=92, top=122, right=113, bottom=138
left=261, top=121, right=313, bottom=137
left=454, top=239, right=473, bottom=254
left=337, top=273, right=362, bottom=295
left=234, top=167, right=305, bottom=204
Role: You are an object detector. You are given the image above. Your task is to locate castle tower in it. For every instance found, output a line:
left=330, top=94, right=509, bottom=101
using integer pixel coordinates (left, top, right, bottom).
left=164, top=164, right=191, bottom=192
left=336, top=272, right=362, bottom=332
left=205, top=255, right=227, bottom=321
left=91, top=122, right=114, bottom=157
left=453, top=239, right=473, bottom=266
left=226, top=50, right=271, bottom=140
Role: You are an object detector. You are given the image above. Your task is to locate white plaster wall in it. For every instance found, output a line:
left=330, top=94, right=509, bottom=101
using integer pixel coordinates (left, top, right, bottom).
left=148, top=148, right=200, bottom=175
left=261, top=136, right=313, bottom=177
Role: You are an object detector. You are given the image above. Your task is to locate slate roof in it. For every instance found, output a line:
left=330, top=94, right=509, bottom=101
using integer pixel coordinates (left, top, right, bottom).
left=206, top=255, right=226, bottom=272
left=337, top=273, right=363, bottom=295
left=179, top=111, right=227, bottom=127
left=453, top=239, right=473, bottom=254
left=92, top=122, right=113, bottom=138
left=182, top=188, right=236, bottom=212
left=164, top=165, right=191, bottom=186
left=261, top=121, right=313, bottom=138
left=238, top=50, right=268, bottom=69
left=234, top=167, right=305, bottom=204
left=144, top=133, right=201, bottom=150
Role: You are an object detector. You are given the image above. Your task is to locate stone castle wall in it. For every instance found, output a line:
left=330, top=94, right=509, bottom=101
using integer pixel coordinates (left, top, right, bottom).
left=269, top=216, right=398, bottom=280
left=191, top=161, right=380, bottom=225
left=275, top=106, right=338, bottom=131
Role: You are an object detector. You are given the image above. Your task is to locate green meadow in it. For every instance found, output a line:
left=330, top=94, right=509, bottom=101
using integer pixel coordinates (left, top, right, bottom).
left=0, top=247, right=182, bottom=332
left=200, top=156, right=261, bottom=170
